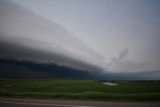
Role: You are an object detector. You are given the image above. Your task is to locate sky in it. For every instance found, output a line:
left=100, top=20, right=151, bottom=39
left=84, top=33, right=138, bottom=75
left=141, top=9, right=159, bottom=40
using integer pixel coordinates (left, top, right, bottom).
left=0, top=0, right=160, bottom=79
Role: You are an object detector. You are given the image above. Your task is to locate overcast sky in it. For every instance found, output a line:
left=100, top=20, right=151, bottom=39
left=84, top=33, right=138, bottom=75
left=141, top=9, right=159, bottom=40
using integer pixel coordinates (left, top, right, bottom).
left=1, top=0, right=160, bottom=79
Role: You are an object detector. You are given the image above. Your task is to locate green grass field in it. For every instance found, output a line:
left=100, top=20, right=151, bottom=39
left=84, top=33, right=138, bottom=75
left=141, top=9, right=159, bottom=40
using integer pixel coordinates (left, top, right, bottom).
left=0, top=80, right=160, bottom=101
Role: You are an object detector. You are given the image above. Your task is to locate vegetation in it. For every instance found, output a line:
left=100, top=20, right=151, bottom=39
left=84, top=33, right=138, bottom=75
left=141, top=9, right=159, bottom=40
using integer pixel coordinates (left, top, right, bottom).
left=0, top=80, right=160, bottom=101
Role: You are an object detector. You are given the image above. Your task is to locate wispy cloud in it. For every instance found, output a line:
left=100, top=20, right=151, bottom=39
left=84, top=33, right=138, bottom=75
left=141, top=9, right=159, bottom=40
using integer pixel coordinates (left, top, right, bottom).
left=106, top=49, right=148, bottom=73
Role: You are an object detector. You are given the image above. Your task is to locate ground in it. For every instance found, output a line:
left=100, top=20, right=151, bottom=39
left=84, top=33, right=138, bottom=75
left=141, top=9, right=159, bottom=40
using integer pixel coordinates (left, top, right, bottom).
left=0, top=80, right=160, bottom=101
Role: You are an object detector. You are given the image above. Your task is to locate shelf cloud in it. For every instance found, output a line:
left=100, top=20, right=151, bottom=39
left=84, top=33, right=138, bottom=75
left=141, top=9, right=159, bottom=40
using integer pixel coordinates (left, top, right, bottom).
left=0, top=0, right=105, bottom=72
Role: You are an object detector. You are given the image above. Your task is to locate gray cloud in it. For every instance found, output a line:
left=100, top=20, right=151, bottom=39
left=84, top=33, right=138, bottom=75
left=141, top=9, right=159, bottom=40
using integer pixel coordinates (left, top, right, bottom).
left=106, top=49, right=148, bottom=73
left=0, top=0, right=104, bottom=72
left=118, top=49, right=128, bottom=60
left=1, top=0, right=160, bottom=79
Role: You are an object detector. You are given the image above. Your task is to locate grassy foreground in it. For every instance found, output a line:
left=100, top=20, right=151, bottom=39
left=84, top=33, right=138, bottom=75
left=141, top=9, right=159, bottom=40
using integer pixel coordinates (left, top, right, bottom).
left=0, top=80, right=160, bottom=101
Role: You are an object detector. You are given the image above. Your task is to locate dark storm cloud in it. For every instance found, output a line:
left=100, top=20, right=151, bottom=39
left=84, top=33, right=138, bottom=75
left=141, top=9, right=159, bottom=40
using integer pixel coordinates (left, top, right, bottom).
left=0, top=34, right=104, bottom=72
left=0, top=0, right=104, bottom=72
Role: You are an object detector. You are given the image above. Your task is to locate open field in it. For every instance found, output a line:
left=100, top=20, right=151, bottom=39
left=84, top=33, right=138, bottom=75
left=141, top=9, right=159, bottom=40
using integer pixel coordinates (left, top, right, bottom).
left=0, top=80, right=160, bottom=101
